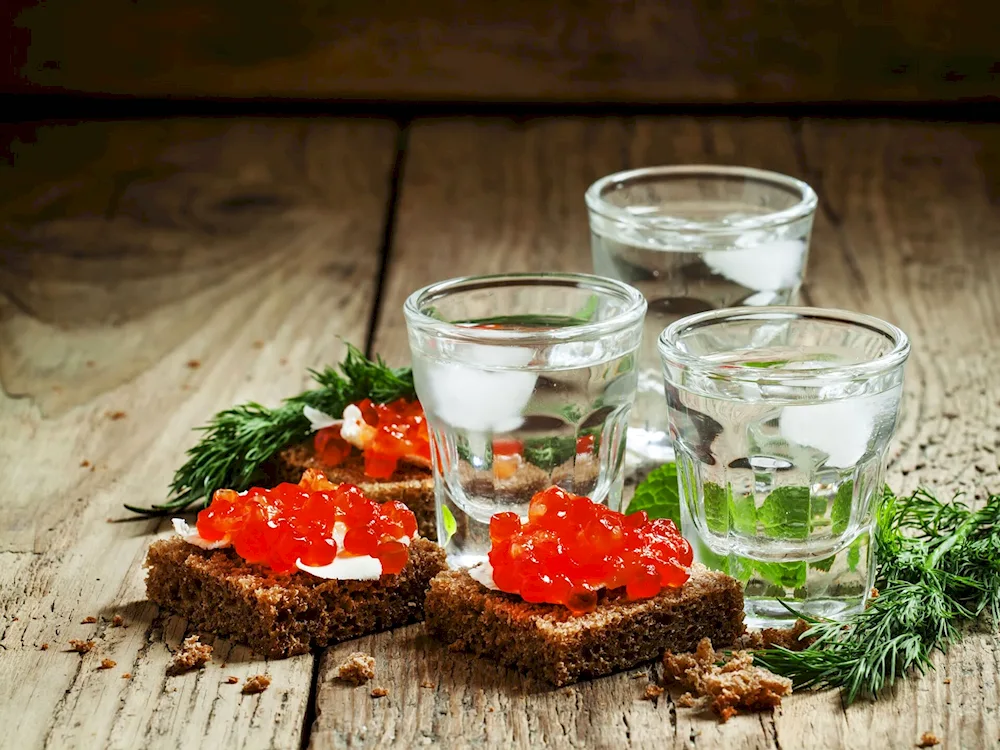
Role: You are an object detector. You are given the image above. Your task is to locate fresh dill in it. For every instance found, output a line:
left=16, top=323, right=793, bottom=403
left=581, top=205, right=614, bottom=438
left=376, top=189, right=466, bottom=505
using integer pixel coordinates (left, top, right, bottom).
left=755, top=487, right=1000, bottom=704
left=125, top=345, right=415, bottom=516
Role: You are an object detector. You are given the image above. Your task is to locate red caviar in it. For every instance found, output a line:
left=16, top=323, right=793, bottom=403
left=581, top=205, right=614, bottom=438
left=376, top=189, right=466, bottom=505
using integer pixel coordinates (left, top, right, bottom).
left=196, top=469, right=417, bottom=575
left=487, top=486, right=693, bottom=614
left=312, top=397, right=431, bottom=480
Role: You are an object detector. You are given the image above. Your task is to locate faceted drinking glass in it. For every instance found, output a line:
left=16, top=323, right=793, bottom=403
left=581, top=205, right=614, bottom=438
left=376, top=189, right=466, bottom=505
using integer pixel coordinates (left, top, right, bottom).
left=404, top=273, right=647, bottom=567
left=657, top=306, right=910, bottom=627
left=586, top=166, right=818, bottom=476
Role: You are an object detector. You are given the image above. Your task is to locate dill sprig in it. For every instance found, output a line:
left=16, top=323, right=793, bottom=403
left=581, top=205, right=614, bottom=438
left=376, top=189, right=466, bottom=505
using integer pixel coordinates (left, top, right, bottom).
left=125, top=344, right=415, bottom=516
left=755, top=487, right=1000, bottom=704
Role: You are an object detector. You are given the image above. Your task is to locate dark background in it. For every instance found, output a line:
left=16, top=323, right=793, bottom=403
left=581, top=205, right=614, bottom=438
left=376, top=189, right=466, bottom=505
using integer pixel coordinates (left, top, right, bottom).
left=4, top=0, right=999, bottom=118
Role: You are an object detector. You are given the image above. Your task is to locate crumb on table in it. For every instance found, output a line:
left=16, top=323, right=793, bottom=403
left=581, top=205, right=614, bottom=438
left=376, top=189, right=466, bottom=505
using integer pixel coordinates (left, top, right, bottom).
left=676, top=692, right=698, bottom=708
left=917, top=732, right=940, bottom=748
left=419, top=680, right=435, bottom=689
left=226, top=676, right=239, bottom=685
left=242, top=674, right=271, bottom=695
left=122, top=672, right=132, bottom=679
left=166, top=635, right=212, bottom=676
left=40, top=643, right=49, bottom=651
left=81, top=616, right=97, bottom=624
left=186, top=359, right=201, bottom=369
left=98, top=659, right=117, bottom=670
left=106, top=410, right=127, bottom=421
left=337, top=652, right=376, bottom=685
left=111, top=615, right=125, bottom=628
left=80, top=460, right=91, bottom=468
left=664, top=638, right=792, bottom=722
left=68, top=639, right=96, bottom=654
left=370, top=687, right=389, bottom=698
left=642, top=684, right=665, bottom=701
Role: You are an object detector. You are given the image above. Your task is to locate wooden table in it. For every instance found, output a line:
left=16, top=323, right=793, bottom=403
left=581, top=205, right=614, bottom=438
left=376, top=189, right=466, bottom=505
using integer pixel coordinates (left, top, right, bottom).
left=1, top=115, right=998, bottom=749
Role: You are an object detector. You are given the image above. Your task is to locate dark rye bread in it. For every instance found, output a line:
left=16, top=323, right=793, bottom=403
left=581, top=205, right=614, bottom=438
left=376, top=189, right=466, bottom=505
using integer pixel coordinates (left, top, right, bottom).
left=145, top=536, right=446, bottom=658
left=424, top=565, right=745, bottom=686
left=273, top=445, right=436, bottom=540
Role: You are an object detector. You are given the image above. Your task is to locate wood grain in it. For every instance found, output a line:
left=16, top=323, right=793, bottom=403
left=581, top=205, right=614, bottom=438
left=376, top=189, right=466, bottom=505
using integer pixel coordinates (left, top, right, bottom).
left=311, top=117, right=1000, bottom=749
left=11, top=0, right=1000, bottom=103
left=0, top=117, right=398, bottom=748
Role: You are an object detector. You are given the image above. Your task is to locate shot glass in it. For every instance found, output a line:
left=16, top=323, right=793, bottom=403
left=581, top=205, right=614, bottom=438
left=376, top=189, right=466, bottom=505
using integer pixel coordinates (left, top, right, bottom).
left=586, top=166, right=818, bottom=474
left=657, top=306, right=910, bottom=627
left=404, top=272, right=647, bottom=567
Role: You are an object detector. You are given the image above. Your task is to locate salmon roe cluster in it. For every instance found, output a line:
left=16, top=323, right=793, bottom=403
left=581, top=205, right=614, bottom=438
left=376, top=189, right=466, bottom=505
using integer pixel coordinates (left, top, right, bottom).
left=488, top=486, right=693, bottom=614
left=314, top=397, right=431, bottom=479
left=196, top=470, right=417, bottom=575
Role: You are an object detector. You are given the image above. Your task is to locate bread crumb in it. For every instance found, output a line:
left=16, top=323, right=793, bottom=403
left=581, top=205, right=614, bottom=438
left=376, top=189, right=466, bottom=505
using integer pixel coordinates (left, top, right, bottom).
left=419, top=680, right=435, bottom=689
left=80, top=460, right=91, bottom=468
left=81, top=616, right=97, bottom=624
left=40, top=643, right=49, bottom=651
left=630, top=671, right=646, bottom=679
left=870, top=587, right=880, bottom=599
left=642, top=684, right=665, bottom=701
left=242, top=674, right=271, bottom=695
left=663, top=638, right=792, bottom=722
left=166, top=635, right=212, bottom=676
left=68, top=639, right=96, bottom=654
left=121, top=672, right=132, bottom=679
left=487, top=706, right=494, bottom=713
left=336, top=651, right=376, bottom=685
left=252, top=340, right=264, bottom=349
left=739, top=619, right=814, bottom=651
left=279, top=357, right=288, bottom=366
left=106, top=410, right=127, bottom=421
left=917, top=732, right=940, bottom=747
left=86, top=360, right=96, bottom=367
left=676, top=692, right=698, bottom=708
left=111, top=615, right=125, bottom=628
left=98, top=659, right=117, bottom=670
left=370, top=687, right=388, bottom=698
left=226, top=676, right=239, bottom=685
left=943, top=678, right=951, bottom=685
left=186, top=359, right=201, bottom=369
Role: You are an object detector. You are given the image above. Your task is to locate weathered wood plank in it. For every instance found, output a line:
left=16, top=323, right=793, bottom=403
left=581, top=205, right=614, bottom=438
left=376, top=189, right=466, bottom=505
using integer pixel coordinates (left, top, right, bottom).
left=310, top=117, right=999, bottom=749
left=11, top=0, right=1000, bottom=103
left=0, top=117, right=398, bottom=748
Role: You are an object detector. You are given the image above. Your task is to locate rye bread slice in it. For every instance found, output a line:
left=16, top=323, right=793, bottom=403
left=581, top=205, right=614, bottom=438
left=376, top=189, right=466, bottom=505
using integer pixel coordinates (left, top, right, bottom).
left=145, top=536, right=446, bottom=658
left=273, top=445, right=436, bottom=540
left=424, top=565, right=745, bottom=686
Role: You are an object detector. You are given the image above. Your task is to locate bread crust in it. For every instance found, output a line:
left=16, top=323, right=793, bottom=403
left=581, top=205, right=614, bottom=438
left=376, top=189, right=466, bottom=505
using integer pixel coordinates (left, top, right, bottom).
left=145, top=536, right=447, bottom=658
left=424, top=565, right=745, bottom=686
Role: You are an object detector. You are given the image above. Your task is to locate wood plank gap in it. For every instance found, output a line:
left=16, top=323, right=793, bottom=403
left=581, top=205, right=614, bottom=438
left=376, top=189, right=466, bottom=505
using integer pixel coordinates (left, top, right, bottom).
left=364, top=121, right=411, bottom=359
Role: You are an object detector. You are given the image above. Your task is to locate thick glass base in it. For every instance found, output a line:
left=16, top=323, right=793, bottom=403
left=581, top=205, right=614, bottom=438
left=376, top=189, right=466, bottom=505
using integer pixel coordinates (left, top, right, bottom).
left=743, top=594, right=865, bottom=630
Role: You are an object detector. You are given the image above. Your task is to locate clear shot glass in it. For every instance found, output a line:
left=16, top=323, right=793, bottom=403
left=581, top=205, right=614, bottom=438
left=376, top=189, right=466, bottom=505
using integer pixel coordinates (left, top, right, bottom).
left=404, top=273, right=647, bottom=567
left=586, top=165, right=818, bottom=475
left=657, top=306, right=910, bottom=627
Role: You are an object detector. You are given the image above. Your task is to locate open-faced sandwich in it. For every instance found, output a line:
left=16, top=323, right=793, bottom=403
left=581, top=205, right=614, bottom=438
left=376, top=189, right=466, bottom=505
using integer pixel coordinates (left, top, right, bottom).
left=424, top=486, right=745, bottom=686
left=128, top=345, right=436, bottom=538
left=145, top=470, right=447, bottom=657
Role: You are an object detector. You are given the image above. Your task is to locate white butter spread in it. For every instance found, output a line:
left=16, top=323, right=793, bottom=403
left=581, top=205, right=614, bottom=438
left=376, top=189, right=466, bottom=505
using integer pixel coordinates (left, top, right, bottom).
left=339, top=403, right=368, bottom=448
left=303, top=405, right=340, bottom=432
left=468, top=559, right=499, bottom=590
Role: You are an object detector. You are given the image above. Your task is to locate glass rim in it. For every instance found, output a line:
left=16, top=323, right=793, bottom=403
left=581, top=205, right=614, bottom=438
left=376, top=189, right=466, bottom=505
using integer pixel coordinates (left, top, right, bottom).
left=403, top=272, right=647, bottom=344
left=657, top=306, right=910, bottom=383
left=585, top=164, right=818, bottom=234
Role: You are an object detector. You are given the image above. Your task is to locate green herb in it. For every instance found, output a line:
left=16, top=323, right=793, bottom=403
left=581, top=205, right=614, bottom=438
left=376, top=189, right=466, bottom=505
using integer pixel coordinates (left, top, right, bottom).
left=523, top=435, right=580, bottom=471
left=627, top=462, right=681, bottom=526
left=759, top=486, right=812, bottom=540
left=756, top=487, right=1000, bottom=703
left=742, top=360, right=790, bottom=369
left=441, top=505, right=457, bottom=541
left=453, top=314, right=587, bottom=328
left=126, top=345, right=415, bottom=515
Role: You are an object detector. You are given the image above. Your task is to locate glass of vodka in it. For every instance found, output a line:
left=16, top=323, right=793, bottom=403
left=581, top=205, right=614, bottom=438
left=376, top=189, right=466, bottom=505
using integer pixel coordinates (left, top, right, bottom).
left=404, top=273, right=646, bottom=567
left=658, top=306, right=910, bottom=627
left=586, top=166, right=817, bottom=479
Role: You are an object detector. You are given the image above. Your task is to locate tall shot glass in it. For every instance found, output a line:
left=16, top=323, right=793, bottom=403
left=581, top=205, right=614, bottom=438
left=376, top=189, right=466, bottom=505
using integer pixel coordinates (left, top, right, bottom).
left=404, top=273, right=647, bottom=567
left=657, top=307, right=910, bottom=627
left=586, top=166, right=818, bottom=475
